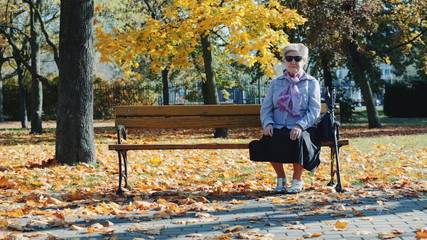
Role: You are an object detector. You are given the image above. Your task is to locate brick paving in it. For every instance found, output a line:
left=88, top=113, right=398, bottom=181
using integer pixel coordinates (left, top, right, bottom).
left=2, top=190, right=426, bottom=240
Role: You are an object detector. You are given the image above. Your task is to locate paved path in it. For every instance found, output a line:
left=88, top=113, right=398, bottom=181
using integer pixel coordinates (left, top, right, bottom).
left=3, top=189, right=426, bottom=240
left=0, top=120, right=115, bottom=129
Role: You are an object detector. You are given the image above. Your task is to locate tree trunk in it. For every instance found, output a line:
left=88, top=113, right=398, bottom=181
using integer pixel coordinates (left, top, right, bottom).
left=200, top=34, right=228, bottom=138
left=12, top=42, right=29, bottom=128
left=29, top=0, right=43, bottom=134
left=0, top=53, right=4, bottom=123
left=0, top=74, right=3, bottom=123
left=56, top=0, right=96, bottom=165
left=347, top=41, right=382, bottom=128
left=320, top=52, right=333, bottom=89
left=162, top=68, right=169, bottom=105
left=17, top=62, right=28, bottom=128
left=201, top=35, right=219, bottom=104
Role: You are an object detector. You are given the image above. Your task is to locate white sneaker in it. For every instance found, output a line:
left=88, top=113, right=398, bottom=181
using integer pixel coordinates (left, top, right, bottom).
left=274, top=177, right=287, bottom=193
left=288, top=179, right=304, bottom=194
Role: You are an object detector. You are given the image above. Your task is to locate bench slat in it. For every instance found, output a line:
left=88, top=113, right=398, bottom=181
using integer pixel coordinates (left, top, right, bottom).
left=108, top=140, right=350, bottom=151
left=116, top=116, right=262, bottom=128
left=116, top=104, right=338, bottom=117
left=115, top=104, right=341, bottom=128
left=116, top=104, right=261, bottom=117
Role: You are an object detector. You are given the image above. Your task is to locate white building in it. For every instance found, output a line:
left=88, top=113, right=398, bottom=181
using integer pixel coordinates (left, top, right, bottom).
left=336, top=63, right=395, bottom=106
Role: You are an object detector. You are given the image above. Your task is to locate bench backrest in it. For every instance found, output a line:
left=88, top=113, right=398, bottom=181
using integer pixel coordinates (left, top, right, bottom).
left=115, top=103, right=339, bottom=129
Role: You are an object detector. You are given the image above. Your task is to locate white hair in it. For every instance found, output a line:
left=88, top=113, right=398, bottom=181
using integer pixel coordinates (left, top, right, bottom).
left=282, top=43, right=309, bottom=61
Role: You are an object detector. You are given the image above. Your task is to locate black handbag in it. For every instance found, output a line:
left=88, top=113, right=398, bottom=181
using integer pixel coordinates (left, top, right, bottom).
left=249, top=135, right=273, bottom=162
left=316, top=110, right=339, bottom=142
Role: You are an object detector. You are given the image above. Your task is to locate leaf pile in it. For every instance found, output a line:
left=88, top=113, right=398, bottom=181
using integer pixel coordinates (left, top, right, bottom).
left=0, top=126, right=426, bottom=239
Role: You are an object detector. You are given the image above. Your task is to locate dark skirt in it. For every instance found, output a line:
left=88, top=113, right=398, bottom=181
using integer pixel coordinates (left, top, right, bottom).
left=249, top=127, right=321, bottom=172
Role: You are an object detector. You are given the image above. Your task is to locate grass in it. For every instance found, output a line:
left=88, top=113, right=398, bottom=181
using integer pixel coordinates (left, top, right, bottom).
left=350, top=133, right=427, bottom=153
left=338, top=107, right=427, bottom=183
left=351, top=106, right=427, bottom=126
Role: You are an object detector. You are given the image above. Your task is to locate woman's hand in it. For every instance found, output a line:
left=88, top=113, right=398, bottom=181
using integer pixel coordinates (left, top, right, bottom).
left=290, top=124, right=302, bottom=140
left=263, top=124, right=274, bottom=136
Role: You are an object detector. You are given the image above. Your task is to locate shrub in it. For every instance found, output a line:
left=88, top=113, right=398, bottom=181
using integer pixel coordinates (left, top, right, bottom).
left=337, top=92, right=354, bottom=122
left=384, top=81, right=427, bottom=117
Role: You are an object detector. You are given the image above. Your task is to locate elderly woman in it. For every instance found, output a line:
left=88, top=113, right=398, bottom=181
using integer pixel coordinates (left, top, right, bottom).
left=260, top=43, right=321, bottom=193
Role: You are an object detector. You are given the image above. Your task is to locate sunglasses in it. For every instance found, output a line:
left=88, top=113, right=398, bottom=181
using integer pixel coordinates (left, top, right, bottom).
left=284, top=56, right=303, bottom=62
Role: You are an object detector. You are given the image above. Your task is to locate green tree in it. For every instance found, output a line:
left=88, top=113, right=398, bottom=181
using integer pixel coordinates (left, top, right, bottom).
left=291, top=0, right=426, bottom=128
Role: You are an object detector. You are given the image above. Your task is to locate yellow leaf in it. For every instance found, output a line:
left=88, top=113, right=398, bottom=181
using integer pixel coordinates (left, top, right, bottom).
left=222, top=225, right=245, bottom=232
left=416, top=228, right=427, bottom=239
left=334, top=220, right=348, bottom=231
left=7, top=208, right=24, bottom=218
left=0, top=220, right=12, bottom=228
left=303, top=233, right=323, bottom=238
left=87, top=223, right=104, bottom=233
left=230, top=199, right=247, bottom=204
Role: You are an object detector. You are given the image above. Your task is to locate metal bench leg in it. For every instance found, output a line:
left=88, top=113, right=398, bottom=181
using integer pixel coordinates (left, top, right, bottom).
left=327, top=147, right=336, bottom=186
left=116, top=150, right=130, bottom=195
left=334, top=144, right=344, bottom=193
left=123, top=150, right=130, bottom=190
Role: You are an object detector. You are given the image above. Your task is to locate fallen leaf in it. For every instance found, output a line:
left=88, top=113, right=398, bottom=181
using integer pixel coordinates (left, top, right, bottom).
left=230, top=199, right=247, bottom=204
left=126, top=223, right=166, bottom=235
left=102, top=220, right=114, bottom=227
left=334, top=220, right=348, bottom=231
left=7, top=208, right=24, bottom=218
left=87, top=223, right=104, bottom=233
left=70, top=224, right=86, bottom=231
left=416, top=228, right=427, bottom=239
left=353, top=231, right=372, bottom=236
left=378, top=232, right=397, bottom=239
left=185, top=233, right=203, bottom=237
left=195, top=212, right=213, bottom=218
left=223, top=225, right=246, bottom=232
left=303, top=232, right=323, bottom=238
left=101, top=229, right=116, bottom=235
left=287, top=224, right=310, bottom=230
left=0, top=176, right=9, bottom=188
left=0, top=220, right=12, bottom=228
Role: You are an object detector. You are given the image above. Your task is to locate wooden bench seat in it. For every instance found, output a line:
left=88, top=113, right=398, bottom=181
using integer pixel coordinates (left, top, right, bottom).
left=109, top=104, right=349, bottom=195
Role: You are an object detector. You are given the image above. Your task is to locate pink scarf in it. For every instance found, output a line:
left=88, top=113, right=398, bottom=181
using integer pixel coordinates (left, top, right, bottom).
left=277, top=71, right=303, bottom=117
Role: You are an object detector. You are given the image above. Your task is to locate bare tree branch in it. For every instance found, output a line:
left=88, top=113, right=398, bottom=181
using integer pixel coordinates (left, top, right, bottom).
left=0, top=27, right=53, bottom=89
left=372, top=27, right=427, bottom=59
left=23, top=0, right=60, bottom=68
left=1, top=70, right=18, bottom=80
left=143, top=0, right=157, bottom=19
left=0, top=25, right=32, bottom=40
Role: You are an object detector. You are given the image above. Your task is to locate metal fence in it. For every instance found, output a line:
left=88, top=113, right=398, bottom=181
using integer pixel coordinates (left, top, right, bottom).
left=3, top=81, right=270, bottom=120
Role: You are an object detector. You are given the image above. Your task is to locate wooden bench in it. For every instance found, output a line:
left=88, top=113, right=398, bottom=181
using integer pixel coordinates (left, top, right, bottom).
left=109, top=104, right=349, bottom=195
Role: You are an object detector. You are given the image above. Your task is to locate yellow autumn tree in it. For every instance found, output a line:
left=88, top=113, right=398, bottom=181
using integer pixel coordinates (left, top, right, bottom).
left=95, top=0, right=306, bottom=78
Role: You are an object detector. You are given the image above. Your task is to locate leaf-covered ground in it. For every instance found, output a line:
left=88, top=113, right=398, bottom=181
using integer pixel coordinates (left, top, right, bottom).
left=0, top=125, right=426, bottom=239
